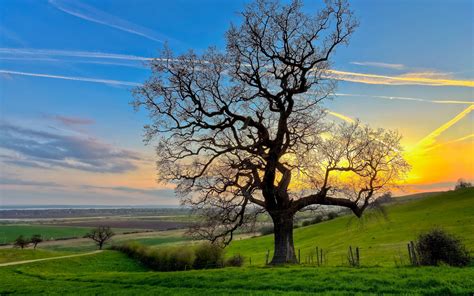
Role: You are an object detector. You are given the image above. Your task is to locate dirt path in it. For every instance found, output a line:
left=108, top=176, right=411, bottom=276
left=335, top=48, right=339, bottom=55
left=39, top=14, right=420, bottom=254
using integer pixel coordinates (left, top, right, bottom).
left=0, top=250, right=103, bottom=267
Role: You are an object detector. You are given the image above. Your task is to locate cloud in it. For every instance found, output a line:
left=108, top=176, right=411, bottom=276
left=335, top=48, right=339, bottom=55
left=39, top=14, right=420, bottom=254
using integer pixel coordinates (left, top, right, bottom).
left=46, top=115, right=95, bottom=126
left=49, top=0, right=167, bottom=43
left=325, top=70, right=474, bottom=87
left=0, top=122, right=141, bottom=173
left=0, top=48, right=151, bottom=61
left=326, top=110, right=355, bottom=123
left=0, top=69, right=139, bottom=86
left=350, top=61, right=406, bottom=70
left=82, top=185, right=175, bottom=198
left=414, top=105, right=474, bottom=150
left=335, top=93, right=473, bottom=105
left=0, top=177, right=62, bottom=187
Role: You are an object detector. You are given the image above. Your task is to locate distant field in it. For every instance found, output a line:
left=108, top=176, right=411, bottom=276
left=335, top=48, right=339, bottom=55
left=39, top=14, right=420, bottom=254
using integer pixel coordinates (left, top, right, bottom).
left=0, top=225, right=93, bottom=244
left=47, top=219, right=191, bottom=230
left=227, top=188, right=474, bottom=266
left=1, top=251, right=472, bottom=295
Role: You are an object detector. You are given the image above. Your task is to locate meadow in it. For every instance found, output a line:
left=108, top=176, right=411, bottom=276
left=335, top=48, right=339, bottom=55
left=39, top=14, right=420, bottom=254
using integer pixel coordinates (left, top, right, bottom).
left=1, top=251, right=473, bottom=295
left=1, top=189, right=473, bottom=295
left=227, top=188, right=474, bottom=266
left=0, top=225, right=92, bottom=244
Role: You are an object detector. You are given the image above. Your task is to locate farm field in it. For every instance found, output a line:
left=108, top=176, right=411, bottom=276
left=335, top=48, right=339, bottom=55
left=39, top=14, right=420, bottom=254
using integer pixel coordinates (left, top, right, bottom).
left=0, top=225, right=93, bottom=244
left=1, top=251, right=473, bottom=295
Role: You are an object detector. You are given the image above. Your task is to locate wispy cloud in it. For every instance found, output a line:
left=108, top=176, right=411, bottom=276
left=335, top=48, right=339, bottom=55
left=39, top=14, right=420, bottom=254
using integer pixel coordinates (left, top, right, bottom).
left=46, top=115, right=95, bottom=127
left=82, top=185, right=175, bottom=198
left=335, top=93, right=473, bottom=105
left=49, top=0, right=167, bottom=43
left=326, top=110, right=355, bottom=123
left=415, top=105, right=474, bottom=150
left=0, top=48, right=151, bottom=61
left=0, top=69, right=139, bottom=86
left=0, top=122, right=141, bottom=173
left=326, top=70, right=474, bottom=88
left=0, top=177, right=62, bottom=187
left=350, top=61, right=406, bottom=70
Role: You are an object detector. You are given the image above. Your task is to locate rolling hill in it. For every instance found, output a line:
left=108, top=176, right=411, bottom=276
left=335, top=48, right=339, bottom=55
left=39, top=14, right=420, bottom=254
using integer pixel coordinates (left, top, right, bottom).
left=227, top=188, right=474, bottom=266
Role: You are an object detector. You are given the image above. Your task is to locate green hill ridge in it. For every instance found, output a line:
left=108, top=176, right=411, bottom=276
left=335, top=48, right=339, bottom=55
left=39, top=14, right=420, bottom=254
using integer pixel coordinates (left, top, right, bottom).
left=227, top=188, right=474, bottom=266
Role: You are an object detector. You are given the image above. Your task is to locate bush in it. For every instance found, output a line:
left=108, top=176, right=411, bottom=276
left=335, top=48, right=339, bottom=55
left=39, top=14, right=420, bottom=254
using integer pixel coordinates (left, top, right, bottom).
left=226, top=254, right=245, bottom=267
left=415, top=228, right=470, bottom=267
left=327, top=212, right=339, bottom=220
left=14, top=235, right=30, bottom=249
left=259, top=225, right=274, bottom=235
left=302, top=215, right=324, bottom=226
left=112, top=241, right=226, bottom=271
left=193, top=243, right=225, bottom=269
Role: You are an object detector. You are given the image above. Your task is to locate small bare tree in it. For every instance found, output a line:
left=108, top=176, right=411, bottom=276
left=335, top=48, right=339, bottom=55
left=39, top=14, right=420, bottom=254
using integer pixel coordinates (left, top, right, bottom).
left=30, top=234, right=43, bottom=249
left=85, top=226, right=114, bottom=250
left=134, top=0, right=409, bottom=264
left=14, top=235, right=30, bottom=249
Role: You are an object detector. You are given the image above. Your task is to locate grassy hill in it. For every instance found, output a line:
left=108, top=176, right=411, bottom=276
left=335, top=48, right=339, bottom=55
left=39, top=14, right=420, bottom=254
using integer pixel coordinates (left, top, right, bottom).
left=227, top=188, right=474, bottom=266
left=1, top=251, right=473, bottom=295
left=1, top=189, right=473, bottom=295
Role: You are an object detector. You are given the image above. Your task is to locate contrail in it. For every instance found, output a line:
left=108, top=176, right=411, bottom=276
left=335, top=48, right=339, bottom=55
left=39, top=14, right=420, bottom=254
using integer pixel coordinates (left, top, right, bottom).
left=49, top=0, right=167, bottom=43
left=0, top=70, right=140, bottom=86
left=0, top=48, right=151, bottom=61
left=325, top=70, right=474, bottom=88
left=350, top=61, right=406, bottom=70
left=335, top=93, right=473, bottom=105
left=326, top=111, right=355, bottom=123
left=415, top=105, right=474, bottom=150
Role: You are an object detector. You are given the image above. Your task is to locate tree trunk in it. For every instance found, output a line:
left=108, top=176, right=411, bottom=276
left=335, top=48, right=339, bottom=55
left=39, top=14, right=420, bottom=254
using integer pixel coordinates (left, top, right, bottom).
left=270, top=212, right=297, bottom=265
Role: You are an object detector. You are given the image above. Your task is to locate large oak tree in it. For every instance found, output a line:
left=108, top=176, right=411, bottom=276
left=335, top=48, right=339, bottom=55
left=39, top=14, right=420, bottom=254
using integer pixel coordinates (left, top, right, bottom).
left=134, top=0, right=409, bottom=264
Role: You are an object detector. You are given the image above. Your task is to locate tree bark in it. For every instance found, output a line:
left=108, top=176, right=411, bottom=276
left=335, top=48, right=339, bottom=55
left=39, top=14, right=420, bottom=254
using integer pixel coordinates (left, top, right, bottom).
left=270, top=212, right=297, bottom=264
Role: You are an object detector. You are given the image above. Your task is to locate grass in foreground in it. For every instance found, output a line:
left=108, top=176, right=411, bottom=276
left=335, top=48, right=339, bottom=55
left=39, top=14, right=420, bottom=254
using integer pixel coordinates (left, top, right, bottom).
left=227, top=188, right=474, bottom=266
left=1, top=251, right=473, bottom=295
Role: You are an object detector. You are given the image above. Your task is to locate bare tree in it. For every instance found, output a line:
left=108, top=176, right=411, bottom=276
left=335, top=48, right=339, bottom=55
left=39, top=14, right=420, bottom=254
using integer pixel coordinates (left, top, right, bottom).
left=14, top=235, right=30, bottom=249
left=85, top=226, right=115, bottom=250
left=30, top=234, right=43, bottom=249
left=133, top=0, right=409, bottom=264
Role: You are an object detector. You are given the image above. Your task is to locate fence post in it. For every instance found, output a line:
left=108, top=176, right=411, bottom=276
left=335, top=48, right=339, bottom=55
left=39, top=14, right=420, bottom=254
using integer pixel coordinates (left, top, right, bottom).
left=265, top=249, right=270, bottom=265
left=356, top=247, right=360, bottom=266
left=249, top=257, right=252, bottom=266
left=407, top=243, right=413, bottom=265
left=298, top=249, right=301, bottom=263
left=320, top=248, right=323, bottom=265
left=316, top=247, right=319, bottom=266
left=410, top=241, right=417, bottom=265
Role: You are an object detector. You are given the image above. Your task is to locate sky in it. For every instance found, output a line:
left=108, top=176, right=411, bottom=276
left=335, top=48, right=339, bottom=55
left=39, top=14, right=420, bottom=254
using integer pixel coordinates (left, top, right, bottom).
left=0, top=0, right=473, bottom=206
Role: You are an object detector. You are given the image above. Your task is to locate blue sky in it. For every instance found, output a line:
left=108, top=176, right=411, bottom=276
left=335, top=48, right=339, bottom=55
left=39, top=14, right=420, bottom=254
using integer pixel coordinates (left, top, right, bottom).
left=0, top=0, right=473, bottom=206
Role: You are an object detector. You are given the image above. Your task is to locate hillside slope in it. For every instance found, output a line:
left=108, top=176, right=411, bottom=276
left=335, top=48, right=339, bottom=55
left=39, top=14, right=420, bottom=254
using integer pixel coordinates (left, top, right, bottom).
left=227, top=188, right=474, bottom=266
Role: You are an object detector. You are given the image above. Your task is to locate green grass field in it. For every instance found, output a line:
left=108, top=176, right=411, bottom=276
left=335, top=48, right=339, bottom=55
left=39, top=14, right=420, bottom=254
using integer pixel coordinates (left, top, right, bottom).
left=1, top=189, right=473, bottom=294
left=1, top=251, right=472, bottom=295
left=0, top=225, right=92, bottom=244
left=0, top=249, right=73, bottom=264
left=227, top=188, right=474, bottom=266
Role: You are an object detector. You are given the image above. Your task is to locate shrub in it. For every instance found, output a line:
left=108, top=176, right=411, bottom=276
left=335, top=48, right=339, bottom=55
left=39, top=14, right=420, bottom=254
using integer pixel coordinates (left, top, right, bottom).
left=302, top=215, right=324, bottom=226
left=415, top=228, right=470, bottom=267
left=113, top=241, right=222, bottom=271
left=226, top=254, right=245, bottom=267
left=327, top=212, right=339, bottom=220
left=193, top=243, right=224, bottom=269
left=259, top=225, right=274, bottom=235
left=14, top=235, right=30, bottom=249
left=30, top=234, right=43, bottom=249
